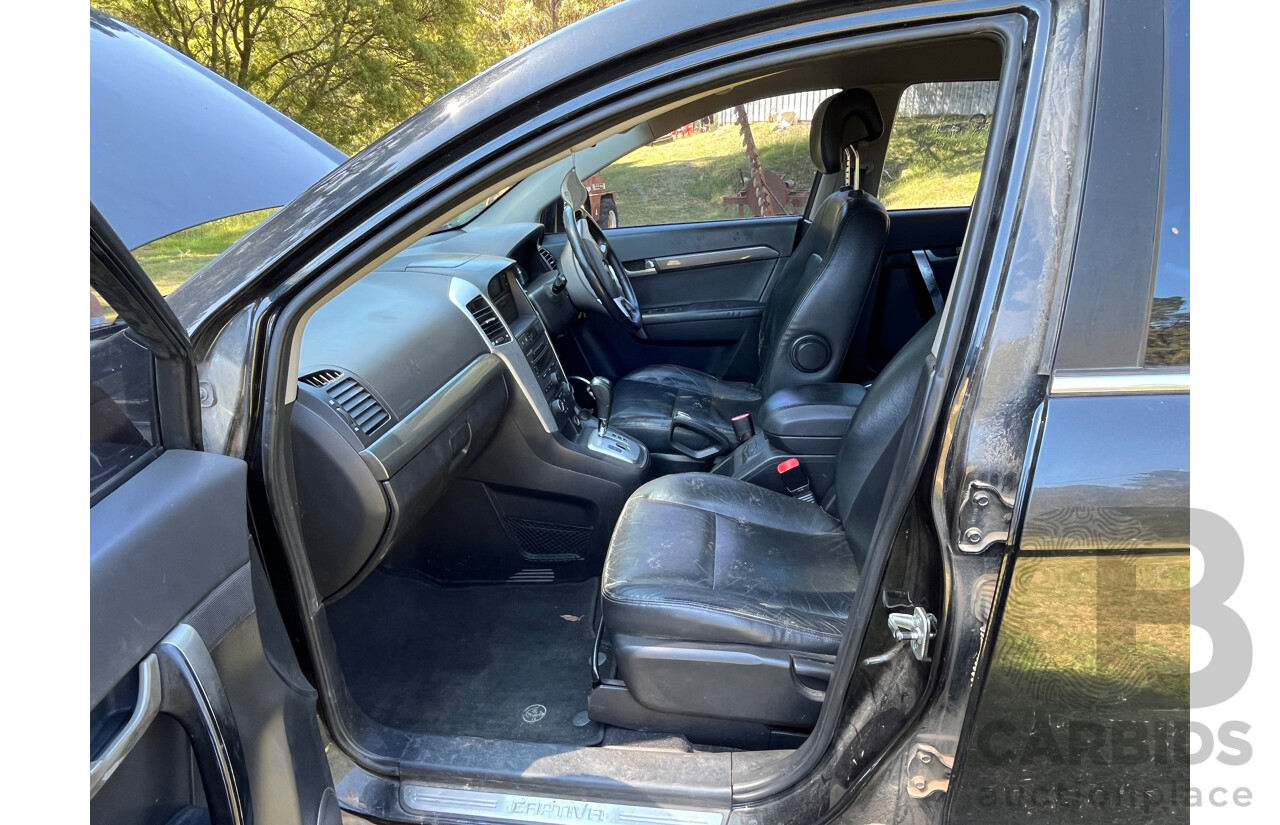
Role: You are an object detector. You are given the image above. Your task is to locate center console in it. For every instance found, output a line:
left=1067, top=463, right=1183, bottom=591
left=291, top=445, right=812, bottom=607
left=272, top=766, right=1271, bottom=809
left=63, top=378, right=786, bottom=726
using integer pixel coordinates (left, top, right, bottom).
left=418, top=253, right=647, bottom=470
left=712, top=383, right=866, bottom=500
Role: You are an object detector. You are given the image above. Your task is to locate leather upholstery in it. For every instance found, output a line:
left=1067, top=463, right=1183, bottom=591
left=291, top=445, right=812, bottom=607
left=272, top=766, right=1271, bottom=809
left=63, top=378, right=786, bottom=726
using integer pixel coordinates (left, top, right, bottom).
left=609, top=364, right=761, bottom=452
left=755, top=188, right=888, bottom=398
left=609, top=88, right=888, bottom=455
left=758, top=382, right=869, bottom=438
left=600, top=316, right=942, bottom=725
left=603, top=473, right=857, bottom=654
left=809, top=88, right=884, bottom=174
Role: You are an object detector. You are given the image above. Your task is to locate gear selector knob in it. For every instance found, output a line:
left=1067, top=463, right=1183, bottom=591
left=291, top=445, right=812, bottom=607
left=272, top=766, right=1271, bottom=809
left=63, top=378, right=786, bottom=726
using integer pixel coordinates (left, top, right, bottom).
left=588, top=377, right=613, bottom=435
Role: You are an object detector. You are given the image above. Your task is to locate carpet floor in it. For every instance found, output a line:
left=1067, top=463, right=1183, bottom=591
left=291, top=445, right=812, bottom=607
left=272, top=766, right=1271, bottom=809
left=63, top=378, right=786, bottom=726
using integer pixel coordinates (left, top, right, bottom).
left=330, top=572, right=603, bottom=746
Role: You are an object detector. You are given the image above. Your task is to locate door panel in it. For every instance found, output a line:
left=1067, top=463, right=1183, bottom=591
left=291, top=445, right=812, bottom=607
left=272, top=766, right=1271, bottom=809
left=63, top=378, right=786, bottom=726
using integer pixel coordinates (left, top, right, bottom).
left=90, top=206, right=336, bottom=825
left=607, top=217, right=800, bottom=309
left=90, top=450, right=339, bottom=825
left=90, top=451, right=249, bottom=707
left=948, top=392, right=1190, bottom=821
left=606, top=217, right=800, bottom=310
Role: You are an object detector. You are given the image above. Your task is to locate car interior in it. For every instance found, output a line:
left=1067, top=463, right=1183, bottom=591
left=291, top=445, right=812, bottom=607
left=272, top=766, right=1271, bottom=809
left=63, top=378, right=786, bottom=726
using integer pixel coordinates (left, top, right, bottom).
left=280, top=34, right=1002, bottom=775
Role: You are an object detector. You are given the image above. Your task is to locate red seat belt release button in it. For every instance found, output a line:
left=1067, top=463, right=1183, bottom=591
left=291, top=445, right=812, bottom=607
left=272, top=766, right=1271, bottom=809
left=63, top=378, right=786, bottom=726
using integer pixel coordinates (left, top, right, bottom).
left=777, top=458, right=816, bottom=504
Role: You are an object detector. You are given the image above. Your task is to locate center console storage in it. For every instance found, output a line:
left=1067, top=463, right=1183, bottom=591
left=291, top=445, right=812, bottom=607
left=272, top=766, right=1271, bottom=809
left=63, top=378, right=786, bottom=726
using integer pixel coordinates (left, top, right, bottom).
left=713, top=383, right=866, bottom=501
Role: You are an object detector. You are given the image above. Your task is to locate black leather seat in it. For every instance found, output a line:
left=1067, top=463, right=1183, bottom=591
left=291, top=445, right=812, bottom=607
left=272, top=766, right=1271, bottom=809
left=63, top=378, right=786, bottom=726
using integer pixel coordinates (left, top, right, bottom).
left=598, top=313, right=940, bottom=731
left=609, top=88, right=890, bottom=456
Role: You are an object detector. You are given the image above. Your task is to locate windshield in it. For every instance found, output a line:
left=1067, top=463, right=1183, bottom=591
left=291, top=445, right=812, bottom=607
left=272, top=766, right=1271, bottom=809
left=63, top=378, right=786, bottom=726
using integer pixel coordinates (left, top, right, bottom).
left=131, top=209, right=278, bottom=299
left=437, top=186, right=512, bottom=232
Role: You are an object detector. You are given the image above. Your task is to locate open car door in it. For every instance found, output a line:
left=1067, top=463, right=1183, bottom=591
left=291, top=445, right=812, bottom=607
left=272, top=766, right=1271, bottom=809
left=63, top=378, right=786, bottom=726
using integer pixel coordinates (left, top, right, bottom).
left=89, top=205, right=338, bottom=825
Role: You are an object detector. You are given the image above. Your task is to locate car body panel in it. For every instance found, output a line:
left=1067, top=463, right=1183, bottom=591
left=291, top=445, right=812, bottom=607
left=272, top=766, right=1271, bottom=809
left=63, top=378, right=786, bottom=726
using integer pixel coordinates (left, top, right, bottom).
left=87, top=0, right=1190, bottom=821
left=90, top=10, right=345, bottom=250
left=90, top=148, right=337, bottom=824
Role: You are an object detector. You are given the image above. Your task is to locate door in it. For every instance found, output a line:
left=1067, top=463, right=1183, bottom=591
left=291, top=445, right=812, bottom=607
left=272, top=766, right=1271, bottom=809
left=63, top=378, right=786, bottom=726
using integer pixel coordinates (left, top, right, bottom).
left=89, top=206, right=337, bottom=825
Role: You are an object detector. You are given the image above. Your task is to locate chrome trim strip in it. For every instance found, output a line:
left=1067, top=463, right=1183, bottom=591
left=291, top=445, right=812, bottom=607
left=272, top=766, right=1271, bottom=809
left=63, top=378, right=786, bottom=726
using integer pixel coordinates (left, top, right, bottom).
left=157, top=623, right=250, bottom=825
left=401, top=784, right=727, bottom=825
left=654, top=245, right=778, bottom=271
left=359, top=353, right=504, bottom=480
left=1049, top=371, right=1190, bottom=396
left=90, top=654, right=161, bottom=798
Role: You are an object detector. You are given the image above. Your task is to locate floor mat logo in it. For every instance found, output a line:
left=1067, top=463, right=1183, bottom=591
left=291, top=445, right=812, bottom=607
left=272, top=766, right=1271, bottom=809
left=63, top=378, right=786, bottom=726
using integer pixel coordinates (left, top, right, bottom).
left=522, top=704, right=547, bottom=723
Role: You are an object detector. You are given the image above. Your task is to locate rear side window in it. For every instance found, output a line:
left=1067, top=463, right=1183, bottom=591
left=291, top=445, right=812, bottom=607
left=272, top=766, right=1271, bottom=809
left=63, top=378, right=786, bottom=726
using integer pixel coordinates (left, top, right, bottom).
left=880, top=81, right=997, bottom=209
left=90, top=288, right=158, bottom=496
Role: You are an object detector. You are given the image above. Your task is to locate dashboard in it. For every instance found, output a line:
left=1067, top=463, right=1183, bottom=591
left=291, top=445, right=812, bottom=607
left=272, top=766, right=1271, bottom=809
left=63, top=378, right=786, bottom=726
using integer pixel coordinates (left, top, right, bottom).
left=290, top=223, right=605, bottom=602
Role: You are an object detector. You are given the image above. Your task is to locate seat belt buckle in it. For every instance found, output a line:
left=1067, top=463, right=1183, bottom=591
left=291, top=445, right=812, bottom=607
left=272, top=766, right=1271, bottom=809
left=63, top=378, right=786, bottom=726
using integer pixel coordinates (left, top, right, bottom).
left=777, top=458, right=817, bottom=504
left=731, top=412, right=755, bottom=443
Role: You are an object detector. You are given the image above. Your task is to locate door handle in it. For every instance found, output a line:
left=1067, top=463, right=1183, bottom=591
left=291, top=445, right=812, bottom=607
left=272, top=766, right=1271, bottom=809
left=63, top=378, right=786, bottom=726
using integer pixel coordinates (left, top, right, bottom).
left=624, top=259, right=658, bottom=278
left=89, top=654, right=161, bottom=798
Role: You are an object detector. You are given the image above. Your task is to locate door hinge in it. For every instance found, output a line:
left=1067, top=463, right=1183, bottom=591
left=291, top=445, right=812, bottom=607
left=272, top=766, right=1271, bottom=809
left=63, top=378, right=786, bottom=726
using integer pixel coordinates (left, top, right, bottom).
left=887, top=606, right=936, bottom=661
left=907, top=743, right=954, bottom=799
left=956, top=479, right=1014, bottom=554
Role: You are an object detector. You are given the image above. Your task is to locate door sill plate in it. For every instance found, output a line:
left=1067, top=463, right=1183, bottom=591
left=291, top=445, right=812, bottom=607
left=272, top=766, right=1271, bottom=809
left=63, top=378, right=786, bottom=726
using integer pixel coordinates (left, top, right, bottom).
left=401, top=784, right=726, bottom=825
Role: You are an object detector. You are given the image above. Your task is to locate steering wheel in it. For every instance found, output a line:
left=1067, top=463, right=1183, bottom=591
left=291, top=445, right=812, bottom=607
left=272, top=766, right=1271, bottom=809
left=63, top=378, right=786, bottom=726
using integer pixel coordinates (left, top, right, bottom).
left=562, top=190, right=643, bottom=335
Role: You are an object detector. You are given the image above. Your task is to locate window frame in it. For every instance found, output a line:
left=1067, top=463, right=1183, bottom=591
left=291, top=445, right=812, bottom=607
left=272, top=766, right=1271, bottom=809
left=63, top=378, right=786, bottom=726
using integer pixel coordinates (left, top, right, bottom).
left=1050, top=0, right=1177, bottom=375
left=90, top=205, right=203, bottom=504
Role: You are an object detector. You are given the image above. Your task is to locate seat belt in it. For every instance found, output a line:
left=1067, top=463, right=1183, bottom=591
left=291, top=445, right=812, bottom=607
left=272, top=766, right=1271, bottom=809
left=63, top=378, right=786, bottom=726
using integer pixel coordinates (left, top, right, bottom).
left=911, top=249, right=944, bottom=315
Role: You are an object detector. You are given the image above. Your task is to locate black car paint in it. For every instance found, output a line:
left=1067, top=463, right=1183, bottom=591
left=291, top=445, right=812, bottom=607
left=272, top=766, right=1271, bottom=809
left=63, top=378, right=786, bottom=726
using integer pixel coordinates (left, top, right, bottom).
left=92, top=0, right=1190, bottom=823
left=945, top=1, right=1191, bottom=820
left=246, top=5, right=1050, bottom=821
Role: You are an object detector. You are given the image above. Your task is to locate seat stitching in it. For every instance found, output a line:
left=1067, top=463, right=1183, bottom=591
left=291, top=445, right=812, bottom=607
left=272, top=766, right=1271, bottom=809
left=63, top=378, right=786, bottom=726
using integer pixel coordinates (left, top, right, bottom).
left=601, top=591, right=846, bottom=638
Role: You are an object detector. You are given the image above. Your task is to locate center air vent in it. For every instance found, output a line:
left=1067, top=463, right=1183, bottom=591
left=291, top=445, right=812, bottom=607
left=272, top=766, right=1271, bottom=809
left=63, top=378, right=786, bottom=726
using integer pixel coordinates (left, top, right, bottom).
left=538, top=246, right=559, bottom=272
left=465, top=296, right=511, bottom=345
left=325, top=376, right=390, bottom=436
left=299, top=368, right=342, bottom=387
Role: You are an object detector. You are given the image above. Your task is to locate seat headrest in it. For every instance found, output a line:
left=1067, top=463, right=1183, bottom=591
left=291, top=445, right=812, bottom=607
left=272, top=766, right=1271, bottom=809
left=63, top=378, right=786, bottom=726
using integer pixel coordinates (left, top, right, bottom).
left=809, top=88, right=884, bottom=175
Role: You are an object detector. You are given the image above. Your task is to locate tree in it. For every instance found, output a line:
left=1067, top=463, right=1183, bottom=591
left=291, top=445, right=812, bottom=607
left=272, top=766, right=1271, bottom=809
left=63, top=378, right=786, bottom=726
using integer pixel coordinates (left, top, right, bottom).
left=470, top=0, right=621, bottom=69
left=101, top=0, right=478, bottom=152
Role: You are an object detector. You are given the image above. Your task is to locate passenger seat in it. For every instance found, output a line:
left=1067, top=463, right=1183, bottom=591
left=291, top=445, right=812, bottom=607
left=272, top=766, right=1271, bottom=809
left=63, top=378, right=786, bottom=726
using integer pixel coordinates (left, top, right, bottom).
left=594, top=313, right=940, bottom=731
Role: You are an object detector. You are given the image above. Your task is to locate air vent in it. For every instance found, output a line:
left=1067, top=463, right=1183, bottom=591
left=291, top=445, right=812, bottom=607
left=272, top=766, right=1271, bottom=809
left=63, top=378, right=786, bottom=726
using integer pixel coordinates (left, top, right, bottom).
left=299, top=369, right=342, bottom=388
left=465, top=296, right=511, bottom=345
left=325, top=376, right=390, bottom=436
left=538, top=246, right=559, bottom=271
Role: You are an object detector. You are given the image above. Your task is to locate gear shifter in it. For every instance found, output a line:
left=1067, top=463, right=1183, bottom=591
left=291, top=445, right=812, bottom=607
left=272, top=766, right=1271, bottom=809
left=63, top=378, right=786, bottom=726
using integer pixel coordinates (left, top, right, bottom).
left=588, top=377, right=613, bottom=435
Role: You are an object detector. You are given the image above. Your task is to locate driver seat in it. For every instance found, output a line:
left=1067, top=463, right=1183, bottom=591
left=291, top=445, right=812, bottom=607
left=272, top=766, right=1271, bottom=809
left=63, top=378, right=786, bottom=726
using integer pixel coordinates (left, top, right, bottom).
left=609, top=88, right=889, bottom=457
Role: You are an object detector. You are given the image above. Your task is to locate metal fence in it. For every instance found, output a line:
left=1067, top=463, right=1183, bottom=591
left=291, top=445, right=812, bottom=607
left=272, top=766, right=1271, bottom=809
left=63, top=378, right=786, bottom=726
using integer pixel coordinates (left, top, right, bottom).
left=897, top=81, right=998, bottom=117
left=712, top=82, right=998, bottom=124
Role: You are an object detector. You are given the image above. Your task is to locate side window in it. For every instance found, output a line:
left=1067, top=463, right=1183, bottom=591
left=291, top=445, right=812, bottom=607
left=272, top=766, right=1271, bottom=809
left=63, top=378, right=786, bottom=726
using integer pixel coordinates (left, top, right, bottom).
left=595, top=90, right=839, bottom=228
left=879, top=81, right=998, bottom=210
left=1144, top=1, right=1189, bottom=368
left=90, top=288, right=158, bottom=497
left=131, top=208, right=276, bottom=300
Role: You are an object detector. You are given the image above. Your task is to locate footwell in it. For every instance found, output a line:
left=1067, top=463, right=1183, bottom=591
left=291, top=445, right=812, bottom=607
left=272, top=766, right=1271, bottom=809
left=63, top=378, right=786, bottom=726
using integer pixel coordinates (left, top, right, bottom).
left=329, top=571, right=604, bottom=746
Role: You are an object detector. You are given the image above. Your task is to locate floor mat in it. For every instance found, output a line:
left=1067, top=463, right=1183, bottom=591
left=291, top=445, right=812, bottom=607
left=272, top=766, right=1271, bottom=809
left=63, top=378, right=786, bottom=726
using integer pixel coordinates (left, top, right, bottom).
left=329, top=572, right=604, bottom=746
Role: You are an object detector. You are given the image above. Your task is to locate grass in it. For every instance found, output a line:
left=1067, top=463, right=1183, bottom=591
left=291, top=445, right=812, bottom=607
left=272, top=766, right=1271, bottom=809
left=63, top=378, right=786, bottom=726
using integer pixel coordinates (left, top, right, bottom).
left=132, top=208, right=277, bottom=297
left=994, top=552, right=1191, bottom=704
left=601, top=115, right=990, bottom=227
